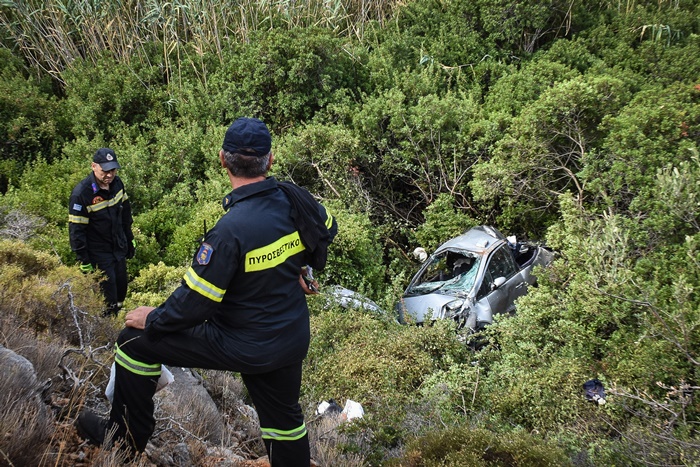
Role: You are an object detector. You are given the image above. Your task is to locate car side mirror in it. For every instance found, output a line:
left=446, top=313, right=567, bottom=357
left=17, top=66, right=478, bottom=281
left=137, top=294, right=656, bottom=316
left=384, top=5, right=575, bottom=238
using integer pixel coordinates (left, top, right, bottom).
left=492, top=276, right=506, bottom=289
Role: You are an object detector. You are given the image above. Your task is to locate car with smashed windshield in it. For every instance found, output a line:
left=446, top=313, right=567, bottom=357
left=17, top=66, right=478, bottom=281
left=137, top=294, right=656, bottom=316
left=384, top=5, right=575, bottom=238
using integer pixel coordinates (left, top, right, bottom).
left=396, top=225, right=554, bottom=332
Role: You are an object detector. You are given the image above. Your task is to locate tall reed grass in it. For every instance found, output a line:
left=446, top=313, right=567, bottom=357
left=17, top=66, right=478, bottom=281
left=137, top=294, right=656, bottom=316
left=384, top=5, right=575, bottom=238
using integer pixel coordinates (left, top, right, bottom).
left=0, top=0, right=398, bottom=86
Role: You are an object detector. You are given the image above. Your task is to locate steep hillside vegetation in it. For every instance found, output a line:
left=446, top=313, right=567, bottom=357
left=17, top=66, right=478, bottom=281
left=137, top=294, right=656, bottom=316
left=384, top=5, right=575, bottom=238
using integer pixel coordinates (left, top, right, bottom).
left=0, top=0, right=698, bottom=465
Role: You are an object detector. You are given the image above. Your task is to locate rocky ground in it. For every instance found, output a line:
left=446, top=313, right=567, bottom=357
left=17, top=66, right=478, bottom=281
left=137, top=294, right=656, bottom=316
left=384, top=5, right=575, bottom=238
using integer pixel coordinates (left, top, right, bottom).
left=2, top=343, right=326, bottom=466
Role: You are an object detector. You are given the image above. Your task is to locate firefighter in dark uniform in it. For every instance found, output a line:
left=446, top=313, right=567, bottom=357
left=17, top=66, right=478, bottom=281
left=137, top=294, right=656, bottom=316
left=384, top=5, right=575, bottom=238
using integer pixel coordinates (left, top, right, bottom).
left=68, top=148, right=135, bottom=316
left=76, top=118, right=337, bottom=466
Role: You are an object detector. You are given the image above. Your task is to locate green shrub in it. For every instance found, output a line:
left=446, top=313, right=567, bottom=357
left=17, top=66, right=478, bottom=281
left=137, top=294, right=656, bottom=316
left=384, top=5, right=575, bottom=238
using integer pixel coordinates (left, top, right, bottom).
left=203, top=27, right=369, bottom=129
left=61, top=56, right=168, bottom=142
left=350, top=86, right=483, bottom=235
left=27, top=224, right=74, bottom=267
left=585, top=83, right=698, bottom=215
left=396, top=425, right=572, bottom=467
left=0, top=49, right=64, bottom=192
left=127, top=261, right=186, bottom=309
left=305, top=303, right=467, bottom=407
left=0, top=239, right=116, bottom=345
left=305, top=301, right=471, bottom=464
left=5, top=155, right=87, bottom=226
left=163, top=200, right=223, bottom=266
left=472, top=73, right=632, bottom=234
left=322, top=202, right=386, bottom=298
left=111, top=121, right=222, bottom=211
left=273, top=121, right=363, bottom=207
left=125, top=226, right=164, bottom=279
left=418, top=361, right=482, bottom=427
left=483, top=58, right=580, bottom=117
left=412, top=193, right=477, bottom=254
left=132, top=202, right=192, bottom=264
left=591, top=415, right=700, bottom=466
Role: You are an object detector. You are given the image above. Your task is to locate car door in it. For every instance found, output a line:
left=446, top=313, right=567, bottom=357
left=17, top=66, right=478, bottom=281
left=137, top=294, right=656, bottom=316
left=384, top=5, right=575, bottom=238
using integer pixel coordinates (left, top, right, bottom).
left=477, top=245, right=523, bottom=317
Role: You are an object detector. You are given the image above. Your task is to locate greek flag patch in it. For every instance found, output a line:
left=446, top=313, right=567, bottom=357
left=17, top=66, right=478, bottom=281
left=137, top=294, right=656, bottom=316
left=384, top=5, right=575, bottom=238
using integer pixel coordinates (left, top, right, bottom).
left=73, top=203, right=83, bottom=211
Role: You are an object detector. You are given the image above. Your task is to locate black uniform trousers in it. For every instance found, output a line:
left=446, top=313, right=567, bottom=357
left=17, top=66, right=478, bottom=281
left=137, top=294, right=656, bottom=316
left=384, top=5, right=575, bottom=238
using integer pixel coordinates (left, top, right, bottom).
left=109, top=327, right=310, bottom=466
left=94, top=256, right=127, bottom=313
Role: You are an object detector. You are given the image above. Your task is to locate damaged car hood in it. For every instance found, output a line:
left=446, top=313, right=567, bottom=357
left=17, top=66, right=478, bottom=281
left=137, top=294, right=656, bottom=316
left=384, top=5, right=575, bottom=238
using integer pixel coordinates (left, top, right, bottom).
left=399, top=294, right=468, bottom=323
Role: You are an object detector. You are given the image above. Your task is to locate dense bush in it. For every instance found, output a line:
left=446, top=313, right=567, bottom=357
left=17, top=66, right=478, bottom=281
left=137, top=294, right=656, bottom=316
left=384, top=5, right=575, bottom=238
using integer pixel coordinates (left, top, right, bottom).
left=61, top=57, right=170, bottom=142
left=321, top=201, right=387, bottom=297
left=199, top=27, right=369, bottom=130
left=0, top=49, right=65, bottom=192
left=274, top=121, right=365, bottom=207
left=412, top=193, right=478, bottom=254
left=127, top=261, right=186, bottom=308
left=304, top=301, right=471, bottom=463
left=0, top=239, right=116, bottom=345
left=0, top=0, right=698, bottom=464
left=395, top=425, right=572, bottom=466
left=306, top=303, right=468, bottom=405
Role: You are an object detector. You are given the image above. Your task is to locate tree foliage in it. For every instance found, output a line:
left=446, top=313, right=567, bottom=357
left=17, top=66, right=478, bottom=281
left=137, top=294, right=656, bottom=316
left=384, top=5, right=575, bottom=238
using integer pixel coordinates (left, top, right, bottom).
left=0, top=0, right=698, bottom=464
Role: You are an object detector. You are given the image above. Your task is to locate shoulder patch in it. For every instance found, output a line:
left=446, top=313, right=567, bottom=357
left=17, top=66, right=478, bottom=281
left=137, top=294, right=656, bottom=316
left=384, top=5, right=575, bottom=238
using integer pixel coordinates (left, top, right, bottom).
left=73, top=203, right=83, bottom=211
left=196, top=243, right=214, bottom=265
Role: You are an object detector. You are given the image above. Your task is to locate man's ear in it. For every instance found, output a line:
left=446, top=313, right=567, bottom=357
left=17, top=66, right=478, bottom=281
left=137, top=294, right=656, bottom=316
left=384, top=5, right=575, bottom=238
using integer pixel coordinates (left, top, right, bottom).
left=267, top=152, right=275, bottom=171
left=219, top=150, right=226, bottom=168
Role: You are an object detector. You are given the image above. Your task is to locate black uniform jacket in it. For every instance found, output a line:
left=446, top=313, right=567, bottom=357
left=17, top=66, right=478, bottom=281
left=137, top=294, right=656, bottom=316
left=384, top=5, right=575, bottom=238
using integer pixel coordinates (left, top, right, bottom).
left=144, top=177, right=338, bottom=374
left=68, top=172, right=134, bottom=264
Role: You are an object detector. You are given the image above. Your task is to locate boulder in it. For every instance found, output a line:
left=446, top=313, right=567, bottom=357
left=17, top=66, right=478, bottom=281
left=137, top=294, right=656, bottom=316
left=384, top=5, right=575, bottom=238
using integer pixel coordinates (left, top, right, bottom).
left=155, top=366, right=225, bottom=444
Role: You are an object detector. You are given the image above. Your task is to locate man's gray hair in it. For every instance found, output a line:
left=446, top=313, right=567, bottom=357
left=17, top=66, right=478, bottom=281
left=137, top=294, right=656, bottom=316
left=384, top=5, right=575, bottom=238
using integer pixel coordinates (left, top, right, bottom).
left=222, top=150, right=271, bottom=178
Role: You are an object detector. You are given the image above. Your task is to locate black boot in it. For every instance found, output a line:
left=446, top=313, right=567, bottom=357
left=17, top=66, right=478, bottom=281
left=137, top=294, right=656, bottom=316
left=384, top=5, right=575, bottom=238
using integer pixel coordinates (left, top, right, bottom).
left=102, top=303, right=120, bottom=317
left=76, top=409, right=108, bottom=445
left=76, top=409, right=140, bottom=463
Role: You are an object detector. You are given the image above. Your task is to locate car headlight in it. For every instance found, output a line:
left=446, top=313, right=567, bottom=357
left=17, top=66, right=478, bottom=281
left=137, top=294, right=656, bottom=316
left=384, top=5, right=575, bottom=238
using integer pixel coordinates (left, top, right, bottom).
left=442, top=299, right=465, bottom=320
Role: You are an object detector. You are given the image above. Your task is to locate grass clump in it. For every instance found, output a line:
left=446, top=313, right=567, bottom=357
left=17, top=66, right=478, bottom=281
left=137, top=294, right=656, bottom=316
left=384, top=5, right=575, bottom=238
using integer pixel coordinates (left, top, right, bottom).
left=394, top=425, right=572, bottom=467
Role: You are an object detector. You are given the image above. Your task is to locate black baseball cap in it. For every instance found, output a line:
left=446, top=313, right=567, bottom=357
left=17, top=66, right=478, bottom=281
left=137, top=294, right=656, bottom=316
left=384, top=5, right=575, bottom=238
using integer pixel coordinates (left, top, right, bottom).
left=222, top=118, right=272, bottom=157
left=93, top=148, right=121, bottom=171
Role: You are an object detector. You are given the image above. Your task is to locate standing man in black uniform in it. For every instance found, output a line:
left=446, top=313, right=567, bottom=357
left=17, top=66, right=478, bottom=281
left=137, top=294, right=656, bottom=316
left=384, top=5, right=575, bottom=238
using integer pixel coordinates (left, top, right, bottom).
left=69, top=148, right=135, bottom=316
left=77, top=118, right=337, bottom=466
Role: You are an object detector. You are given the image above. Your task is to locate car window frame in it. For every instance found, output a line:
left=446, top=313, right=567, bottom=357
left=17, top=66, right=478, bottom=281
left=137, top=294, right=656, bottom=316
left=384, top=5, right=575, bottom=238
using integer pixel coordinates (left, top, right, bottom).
left=476, top=245, right=518, bottom=299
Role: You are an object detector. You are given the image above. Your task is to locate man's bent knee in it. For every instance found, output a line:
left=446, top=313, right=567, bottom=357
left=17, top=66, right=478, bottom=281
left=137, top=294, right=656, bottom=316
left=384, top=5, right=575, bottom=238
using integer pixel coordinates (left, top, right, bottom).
left=115, top=327, right=155, bottom=363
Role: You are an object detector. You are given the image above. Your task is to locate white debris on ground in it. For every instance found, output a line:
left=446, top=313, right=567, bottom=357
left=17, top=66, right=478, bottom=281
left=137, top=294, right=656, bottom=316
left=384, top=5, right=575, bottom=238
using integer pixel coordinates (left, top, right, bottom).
left=317, top=398, right=364, bottom=421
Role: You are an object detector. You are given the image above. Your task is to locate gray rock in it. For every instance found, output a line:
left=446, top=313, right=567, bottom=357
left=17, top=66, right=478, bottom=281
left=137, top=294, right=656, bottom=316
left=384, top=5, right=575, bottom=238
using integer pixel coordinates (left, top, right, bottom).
left=0, top=344, right=52, bottom=465
left=155, top=366, right=225, bottom=444
left=0, top=344, right=39, bottom=389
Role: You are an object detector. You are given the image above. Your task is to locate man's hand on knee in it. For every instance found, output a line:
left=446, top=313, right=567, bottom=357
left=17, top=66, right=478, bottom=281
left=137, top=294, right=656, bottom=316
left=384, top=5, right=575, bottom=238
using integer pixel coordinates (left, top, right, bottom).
left=124, top=306, right=155, bottom=329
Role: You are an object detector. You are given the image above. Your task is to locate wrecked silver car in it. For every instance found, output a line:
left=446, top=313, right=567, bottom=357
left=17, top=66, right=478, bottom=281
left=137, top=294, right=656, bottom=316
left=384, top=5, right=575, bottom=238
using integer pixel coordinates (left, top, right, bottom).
left=397, top=225, right=554, bottom=331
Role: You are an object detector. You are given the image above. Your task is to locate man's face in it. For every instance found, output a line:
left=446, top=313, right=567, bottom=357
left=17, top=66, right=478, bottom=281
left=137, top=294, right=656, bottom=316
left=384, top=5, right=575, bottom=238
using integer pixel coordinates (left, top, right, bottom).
left=92, top=162, right=117, bottom=186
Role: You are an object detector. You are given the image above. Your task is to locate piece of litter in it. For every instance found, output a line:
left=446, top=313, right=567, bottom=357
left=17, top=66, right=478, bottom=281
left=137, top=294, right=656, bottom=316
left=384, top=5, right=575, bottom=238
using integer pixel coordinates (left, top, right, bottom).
left=342, top=399, right=364, bottom=420
left=583, top=379, right=606, bottom=405
left=106, top=363, right=174, bottom=403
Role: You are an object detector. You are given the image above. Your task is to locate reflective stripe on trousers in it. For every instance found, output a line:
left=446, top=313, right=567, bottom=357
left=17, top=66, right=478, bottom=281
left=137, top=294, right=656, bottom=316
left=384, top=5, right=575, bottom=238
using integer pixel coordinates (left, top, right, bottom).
left=114, top=342, right=161, bottom=376
left=261, top=423, right=307, bottom=441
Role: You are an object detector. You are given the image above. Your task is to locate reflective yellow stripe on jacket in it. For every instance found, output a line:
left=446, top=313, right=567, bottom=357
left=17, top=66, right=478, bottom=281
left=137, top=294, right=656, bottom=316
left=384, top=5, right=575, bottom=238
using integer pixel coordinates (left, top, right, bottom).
left=184, top=267, right=226, bottom=302
left=86, top=189, right=127, bottom=213
left=69, top=214, right=89, bottom=224
left=245, top=231, right=305, bottom=272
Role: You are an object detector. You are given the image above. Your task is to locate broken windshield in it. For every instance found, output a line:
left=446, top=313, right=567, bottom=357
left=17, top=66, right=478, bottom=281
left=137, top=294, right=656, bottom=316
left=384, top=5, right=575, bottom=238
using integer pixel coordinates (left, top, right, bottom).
left=406, top=251, right=481, bottom=296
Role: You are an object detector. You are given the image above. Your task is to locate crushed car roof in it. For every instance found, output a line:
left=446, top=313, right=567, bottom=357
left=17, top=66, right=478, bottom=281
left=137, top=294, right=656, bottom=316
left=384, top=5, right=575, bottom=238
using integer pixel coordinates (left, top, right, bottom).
left=434, top=225, right=506, bottom=255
